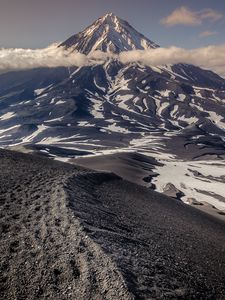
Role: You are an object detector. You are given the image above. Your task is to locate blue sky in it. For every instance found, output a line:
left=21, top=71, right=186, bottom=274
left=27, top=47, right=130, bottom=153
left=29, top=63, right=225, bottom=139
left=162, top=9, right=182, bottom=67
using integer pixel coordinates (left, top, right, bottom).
left=0, top=0, right=224, bottom=48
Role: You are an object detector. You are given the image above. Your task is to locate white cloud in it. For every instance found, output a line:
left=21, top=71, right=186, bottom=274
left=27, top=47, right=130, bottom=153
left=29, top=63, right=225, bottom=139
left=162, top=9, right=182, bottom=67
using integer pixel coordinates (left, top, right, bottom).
left=161, top=6, right=223, bottom=27
left=87, top=50, right=116, bottom=63
left=0, top=45, right=117, bottom=72
left=0, top=44, right=225, bottom=78
left=199, top=30, right=217, bottom=38
left=161, top=6, right=201, bottom=27
left=118, top=45, right=225, bottom=78
left=0, top=44, right=89, bottom=71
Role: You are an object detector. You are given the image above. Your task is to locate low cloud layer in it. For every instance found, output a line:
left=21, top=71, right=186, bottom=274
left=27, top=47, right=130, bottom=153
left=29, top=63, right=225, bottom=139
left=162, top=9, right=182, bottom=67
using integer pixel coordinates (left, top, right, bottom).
left=0, top=43, right=225, bottom=78
left=0, top=44, right=89, bottom=70
left=118, top=45, right=225, bottom=77
left=161, top=6, right=223, bottom=27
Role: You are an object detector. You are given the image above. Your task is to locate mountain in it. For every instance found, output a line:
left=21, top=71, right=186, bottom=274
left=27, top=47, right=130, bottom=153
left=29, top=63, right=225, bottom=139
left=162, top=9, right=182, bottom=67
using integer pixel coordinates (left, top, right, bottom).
left=59, top=12, right=158, bottom=54
left=0, top=13, right=225, bottom=209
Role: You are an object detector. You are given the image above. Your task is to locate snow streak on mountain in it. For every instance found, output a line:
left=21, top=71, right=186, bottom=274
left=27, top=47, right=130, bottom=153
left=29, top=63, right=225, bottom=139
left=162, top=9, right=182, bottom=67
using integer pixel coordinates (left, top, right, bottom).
left=0, top=13, right=225, bottom=210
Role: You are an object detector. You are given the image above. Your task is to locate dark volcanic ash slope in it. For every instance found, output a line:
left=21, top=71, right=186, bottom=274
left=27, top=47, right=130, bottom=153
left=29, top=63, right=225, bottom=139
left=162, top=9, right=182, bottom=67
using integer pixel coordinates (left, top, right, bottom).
left=1, top=149, right=225, bottom=299
left=0, top=149, right=131, bottom=300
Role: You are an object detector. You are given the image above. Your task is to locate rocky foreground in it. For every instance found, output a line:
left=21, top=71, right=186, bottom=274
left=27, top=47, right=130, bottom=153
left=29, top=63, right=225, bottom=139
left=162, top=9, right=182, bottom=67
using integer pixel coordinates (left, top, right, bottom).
left=0, top=149, right=225, bottom=299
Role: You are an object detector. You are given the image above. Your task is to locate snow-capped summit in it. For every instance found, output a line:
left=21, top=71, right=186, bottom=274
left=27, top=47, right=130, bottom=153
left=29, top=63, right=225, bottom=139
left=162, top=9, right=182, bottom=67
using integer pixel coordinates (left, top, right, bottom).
left=59, top=12, right=158, bottom=54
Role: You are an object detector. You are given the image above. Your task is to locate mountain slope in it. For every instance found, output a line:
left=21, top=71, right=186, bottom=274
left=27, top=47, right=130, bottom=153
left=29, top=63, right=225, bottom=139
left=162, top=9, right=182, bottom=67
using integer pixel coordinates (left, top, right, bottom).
left=0, top=61, right=224, bottom=147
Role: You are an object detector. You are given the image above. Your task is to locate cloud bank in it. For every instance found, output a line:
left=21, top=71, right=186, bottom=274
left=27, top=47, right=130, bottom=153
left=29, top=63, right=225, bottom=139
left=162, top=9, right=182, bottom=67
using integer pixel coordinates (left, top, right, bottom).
left=118, top=45, right=225, bottom=77
left=161, top=6, right=223, bottom=27
left=0, top=44, right=89, bottom=71
left=0, top=44, right=225, bottom=78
